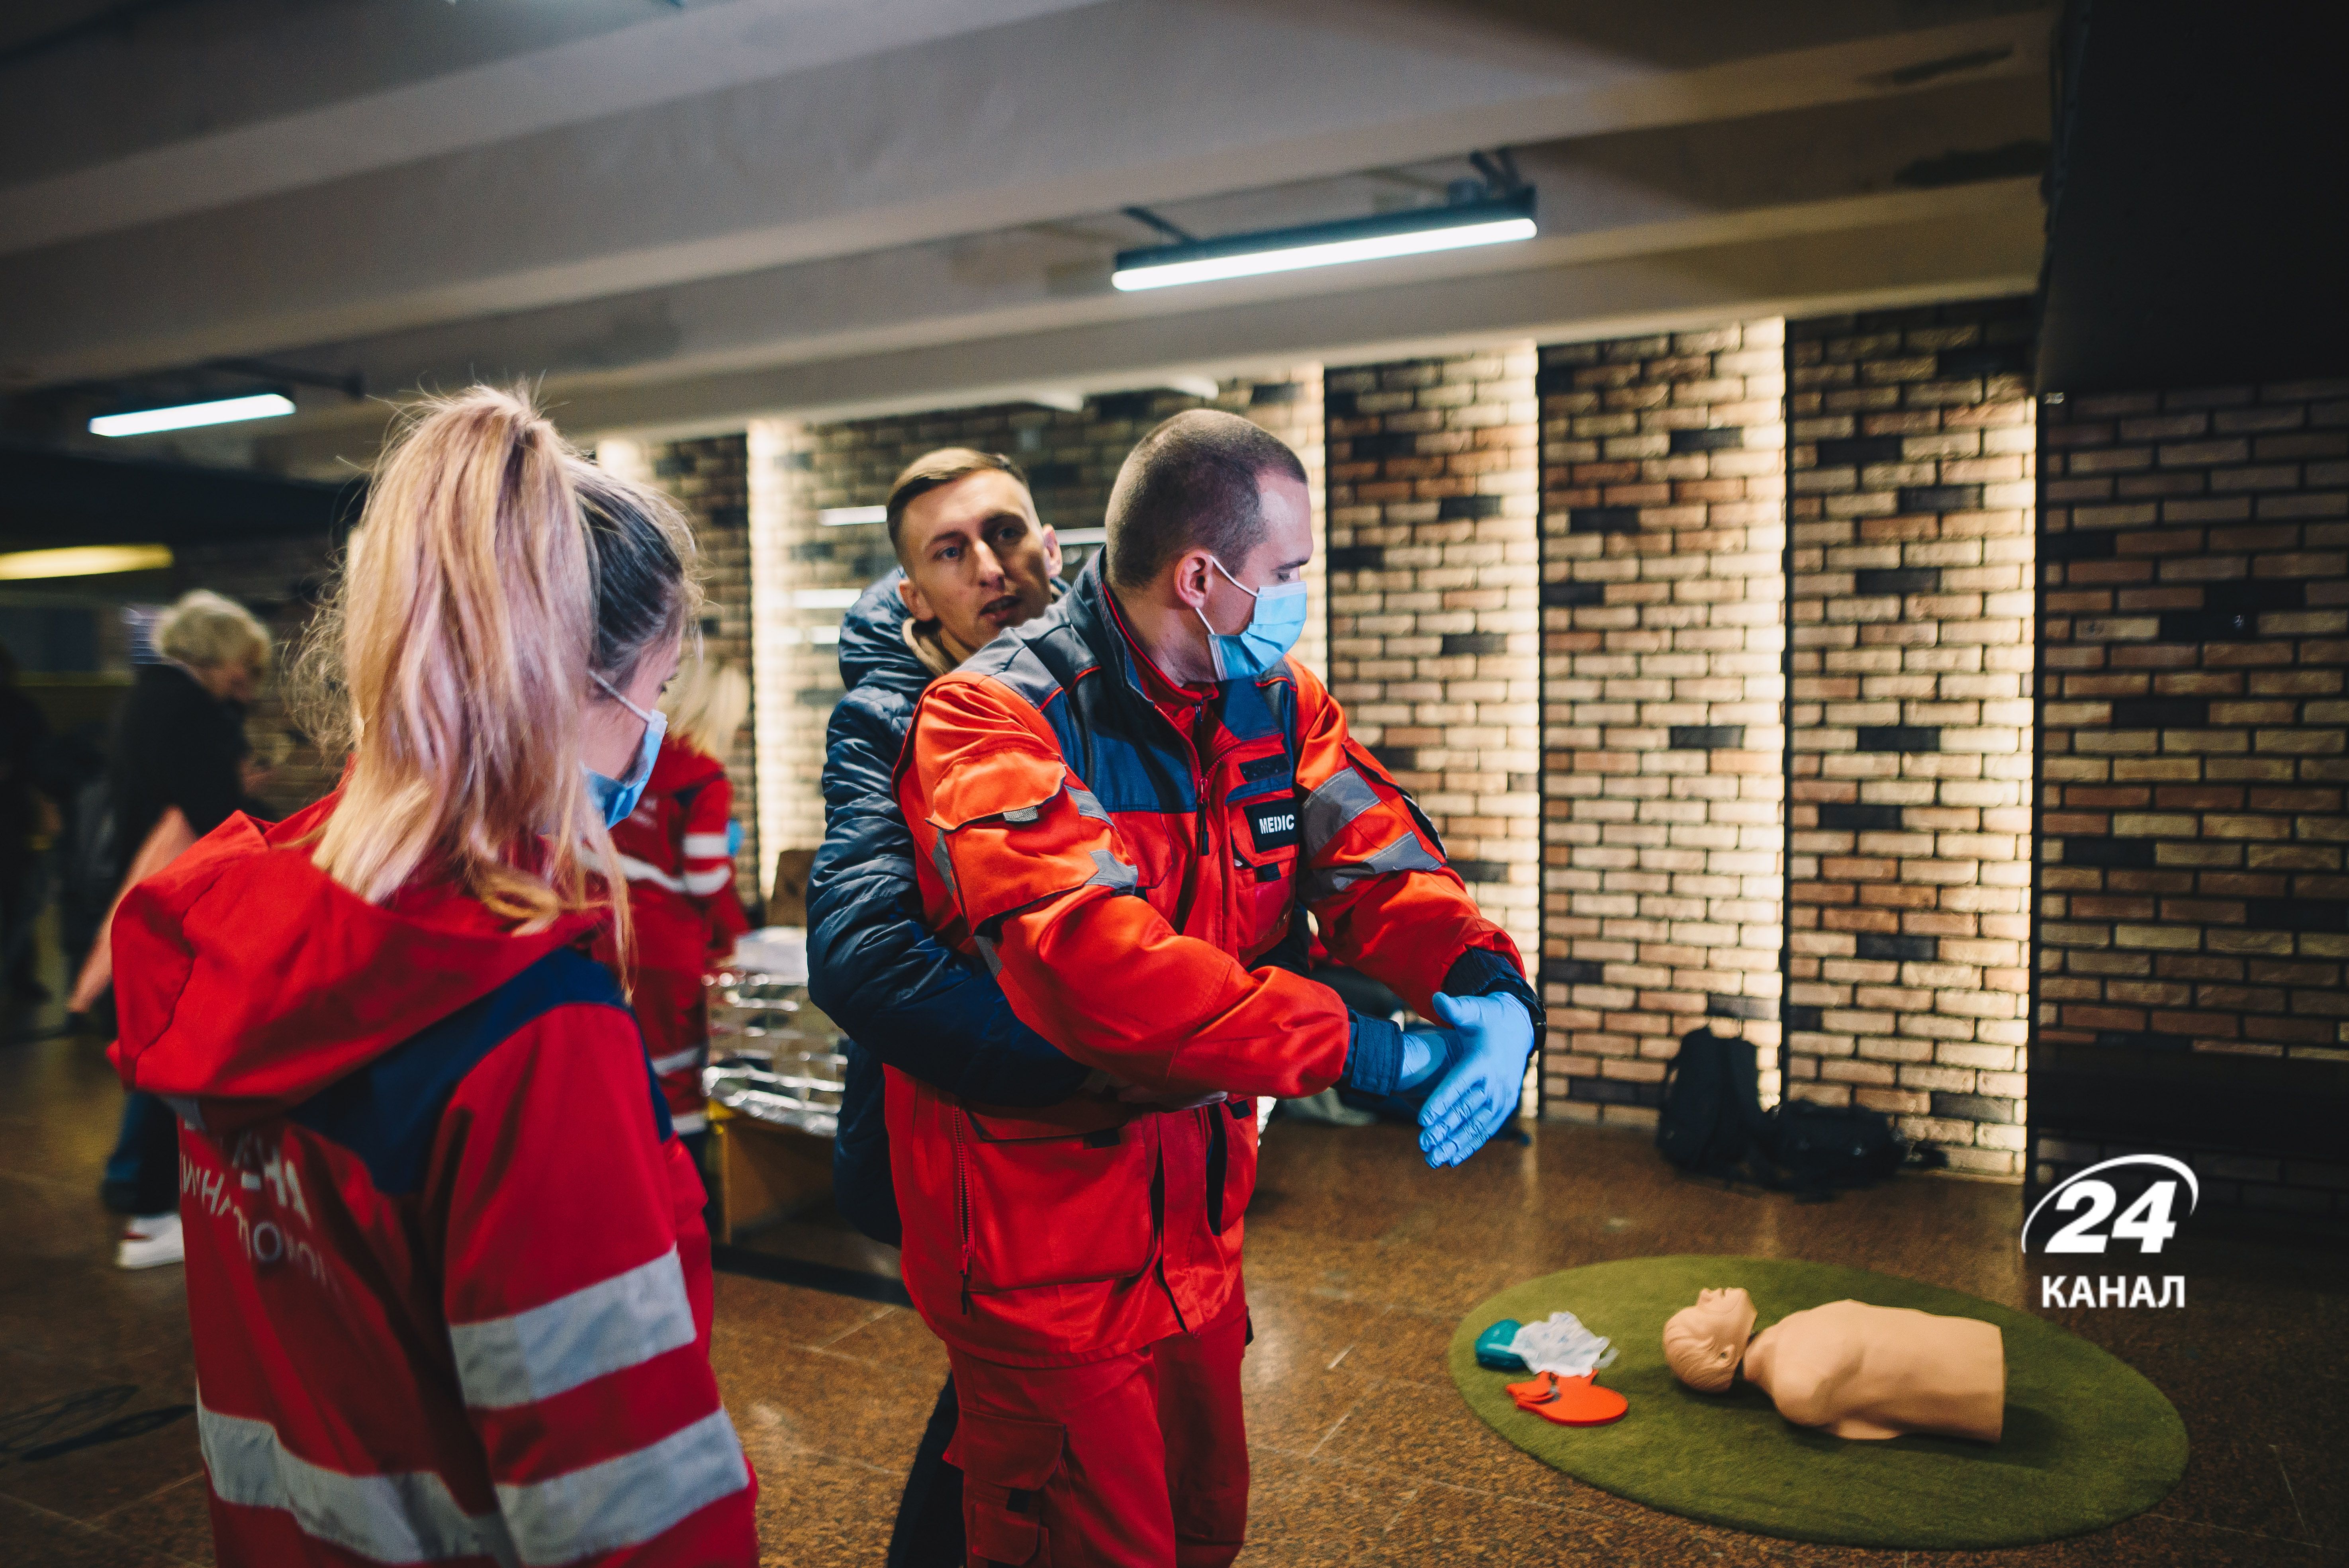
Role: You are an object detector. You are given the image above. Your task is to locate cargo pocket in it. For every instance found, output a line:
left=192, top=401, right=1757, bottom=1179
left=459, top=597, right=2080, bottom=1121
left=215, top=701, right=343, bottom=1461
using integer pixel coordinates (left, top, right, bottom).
left=960, top=1107, right=1157, bottom=1291
left=946, top=1409, right=1065, bottom=1567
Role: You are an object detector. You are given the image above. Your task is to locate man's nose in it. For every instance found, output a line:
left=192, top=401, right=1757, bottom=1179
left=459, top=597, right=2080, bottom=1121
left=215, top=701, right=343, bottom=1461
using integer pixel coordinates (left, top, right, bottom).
left=971, top=541, right=1005, bottom=583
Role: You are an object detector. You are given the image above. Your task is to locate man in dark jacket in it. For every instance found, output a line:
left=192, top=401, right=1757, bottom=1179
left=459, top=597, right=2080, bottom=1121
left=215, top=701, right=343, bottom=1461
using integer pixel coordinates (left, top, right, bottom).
left=807, top=449, right=1084, bottom=1566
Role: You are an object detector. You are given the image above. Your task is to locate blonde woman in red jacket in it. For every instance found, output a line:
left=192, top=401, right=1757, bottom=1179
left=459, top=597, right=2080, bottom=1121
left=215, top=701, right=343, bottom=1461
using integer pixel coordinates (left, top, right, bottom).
left=109, top=389, right=757, bottom=1567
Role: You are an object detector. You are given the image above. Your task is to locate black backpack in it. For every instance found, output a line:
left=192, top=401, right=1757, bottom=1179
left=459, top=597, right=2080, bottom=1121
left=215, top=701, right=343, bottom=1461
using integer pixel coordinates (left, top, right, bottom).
left=1656, top=1028, right=1917, bottom=1196
left=1762, top=1100, right=1911, bottom=1192
left=1655, top=1028, right=1767, bottom=1179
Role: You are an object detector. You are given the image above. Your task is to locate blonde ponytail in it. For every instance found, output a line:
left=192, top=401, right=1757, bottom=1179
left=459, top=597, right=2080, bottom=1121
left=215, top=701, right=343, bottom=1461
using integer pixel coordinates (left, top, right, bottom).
left=301, top=388, right=694, bottom=952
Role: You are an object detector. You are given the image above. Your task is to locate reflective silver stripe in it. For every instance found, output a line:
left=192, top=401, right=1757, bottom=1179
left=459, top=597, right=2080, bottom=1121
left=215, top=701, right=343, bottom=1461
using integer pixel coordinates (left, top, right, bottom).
left=198, top=1400, right=516, bottom=1566
left=612, top=853, right=688, bottom=893
left=1000, top=805, right=1040, bottom=823
left=450, top=1249, right=697, bottom=1411
left=649, top=1047, right=703, bottom=1077
left=1301, top=766, right=1380, bottom=855
left=681, top=834, right=732, bottom=857
left=496, top=1407, right=748, bottom=1567
left=930, top=837, right=958, bottom=899
left=670, top=1110, right=708, bottom=1135
left=1082, top=848, right=1139, bottom=892
left=973, top=933, right=1003, bottom=976
left=1068, top=786, right=1111, bottom=822
left=681, top=866, right=731, bottom=895
left=1299, top=830, right=1447, bottom=904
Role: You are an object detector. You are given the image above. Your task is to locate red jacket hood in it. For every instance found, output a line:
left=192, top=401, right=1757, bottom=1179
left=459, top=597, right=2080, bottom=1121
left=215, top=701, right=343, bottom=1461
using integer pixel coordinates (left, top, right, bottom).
left=110, top=793, right=604, bottom=1132
left=645, top=735, right=726, bottom=797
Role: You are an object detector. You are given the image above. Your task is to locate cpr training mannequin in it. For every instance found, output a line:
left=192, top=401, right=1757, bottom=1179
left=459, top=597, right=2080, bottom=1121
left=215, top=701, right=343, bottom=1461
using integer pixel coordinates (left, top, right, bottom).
left=1662, top=1287, right=2005, bottom=1443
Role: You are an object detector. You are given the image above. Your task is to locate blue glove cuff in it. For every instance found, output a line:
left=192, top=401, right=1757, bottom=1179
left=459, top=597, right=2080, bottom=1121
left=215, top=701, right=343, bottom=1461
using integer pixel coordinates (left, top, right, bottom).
left=1343, top=1012, right=1406, bottom=1097
left=1443, top=947, right=1543, bottom=1038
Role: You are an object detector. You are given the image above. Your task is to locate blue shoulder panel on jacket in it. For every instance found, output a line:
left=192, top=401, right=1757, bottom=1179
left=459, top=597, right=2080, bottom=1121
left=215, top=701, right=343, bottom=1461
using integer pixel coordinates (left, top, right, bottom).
left=290, top=947, right=665, bottom=1198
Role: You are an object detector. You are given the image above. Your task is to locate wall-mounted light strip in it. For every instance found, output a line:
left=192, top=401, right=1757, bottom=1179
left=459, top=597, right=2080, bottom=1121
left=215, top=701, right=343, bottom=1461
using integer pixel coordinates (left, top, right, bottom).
left=89, top=392, right=297, bottom=438
left=791, top=588, right=864, bottom=610
left=0, top=544, right=174, bottom=581
left=1112, top=190, right=1535, bottom=293
left=816, top=505, right=886, bottom=527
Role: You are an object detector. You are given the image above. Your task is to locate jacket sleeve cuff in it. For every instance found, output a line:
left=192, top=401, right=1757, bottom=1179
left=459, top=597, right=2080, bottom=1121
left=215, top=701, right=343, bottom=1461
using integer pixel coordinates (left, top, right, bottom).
left=1343, top=1012, right=1406, bottom=1097
left=1443, top=946, right=1545, bottom=1038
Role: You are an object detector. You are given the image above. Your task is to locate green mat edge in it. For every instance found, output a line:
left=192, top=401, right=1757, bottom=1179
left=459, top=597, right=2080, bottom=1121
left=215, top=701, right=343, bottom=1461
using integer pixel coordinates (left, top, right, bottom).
left=1447, top=1254, right=2189, bottom=1550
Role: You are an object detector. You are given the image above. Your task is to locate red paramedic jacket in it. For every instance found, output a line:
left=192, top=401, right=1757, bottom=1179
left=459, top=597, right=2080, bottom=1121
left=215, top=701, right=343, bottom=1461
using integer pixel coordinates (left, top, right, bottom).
left=109, top=794, right=757, bottom=1568
left=893, top=562, right=1524, bottom=1368
left=593, top=738, right=750, bottom=1133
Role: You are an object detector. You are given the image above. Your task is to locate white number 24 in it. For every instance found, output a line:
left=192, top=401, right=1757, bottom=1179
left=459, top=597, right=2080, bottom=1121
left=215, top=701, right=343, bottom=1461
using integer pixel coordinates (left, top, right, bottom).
left=2044, top=1178, right=2180, bottom=1254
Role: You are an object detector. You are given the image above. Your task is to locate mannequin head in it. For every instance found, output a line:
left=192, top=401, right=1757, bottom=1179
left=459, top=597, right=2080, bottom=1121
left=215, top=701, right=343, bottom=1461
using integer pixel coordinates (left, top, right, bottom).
left=1662, top=1287, right=1759, bottom=1393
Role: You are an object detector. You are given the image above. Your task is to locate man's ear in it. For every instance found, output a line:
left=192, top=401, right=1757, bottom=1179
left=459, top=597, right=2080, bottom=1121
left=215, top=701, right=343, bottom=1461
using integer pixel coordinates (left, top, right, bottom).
left=1040, top=525, right=1063, bottom=578
left=897, top=574, right=936, bottom=623
left=1171, top=548, right=1216, bottom=610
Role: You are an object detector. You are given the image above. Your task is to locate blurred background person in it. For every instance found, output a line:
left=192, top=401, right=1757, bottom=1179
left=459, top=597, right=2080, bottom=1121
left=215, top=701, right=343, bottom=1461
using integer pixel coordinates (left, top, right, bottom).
left=0, top=640, right=57, bottom=1003
left=78, top=589, right=270, bottom=1269
left=593, top=655, right=754, bottom=1171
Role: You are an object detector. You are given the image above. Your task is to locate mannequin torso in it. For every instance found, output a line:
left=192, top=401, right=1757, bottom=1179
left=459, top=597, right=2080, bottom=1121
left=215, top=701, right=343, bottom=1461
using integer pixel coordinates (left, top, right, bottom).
left=1742, top=1300, right=2004, bottom=1442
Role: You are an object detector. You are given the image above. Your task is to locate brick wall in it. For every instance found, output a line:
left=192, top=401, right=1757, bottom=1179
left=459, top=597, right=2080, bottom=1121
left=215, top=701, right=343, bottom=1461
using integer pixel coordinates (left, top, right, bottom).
left=1325, top=349, right=1542, bottom=972
left=1536, top=325, right=1786, bottom=1127
left=1784, top=301, right=2038, bottom=1176
left=2035, top=374, right=2349, bottom=1218
left=745, top=376, right=1325, bottom=895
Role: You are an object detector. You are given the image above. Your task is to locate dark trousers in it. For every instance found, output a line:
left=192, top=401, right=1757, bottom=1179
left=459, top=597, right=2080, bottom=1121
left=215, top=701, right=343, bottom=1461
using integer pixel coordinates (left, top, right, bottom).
left=887, top=1376, right=965, bottom=1568
left=102, top=1090, right=181, bottom=1217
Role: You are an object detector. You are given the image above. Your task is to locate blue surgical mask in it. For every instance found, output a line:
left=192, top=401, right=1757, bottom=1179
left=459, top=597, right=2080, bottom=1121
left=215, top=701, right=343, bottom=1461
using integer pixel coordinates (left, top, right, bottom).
left=585, top=672, right=667, bottom=829
left=1197, top=557, right=1308, bottom=680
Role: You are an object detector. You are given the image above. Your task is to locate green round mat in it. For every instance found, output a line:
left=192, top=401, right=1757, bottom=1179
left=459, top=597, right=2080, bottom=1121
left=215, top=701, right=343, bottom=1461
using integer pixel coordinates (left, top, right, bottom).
left=1450, top=1255, right=2185, bottom=1550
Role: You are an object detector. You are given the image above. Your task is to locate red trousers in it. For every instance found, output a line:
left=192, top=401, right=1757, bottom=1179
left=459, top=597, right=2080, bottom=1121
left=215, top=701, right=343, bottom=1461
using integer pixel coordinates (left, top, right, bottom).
left=945, top=1296, right=1251, bottom=1568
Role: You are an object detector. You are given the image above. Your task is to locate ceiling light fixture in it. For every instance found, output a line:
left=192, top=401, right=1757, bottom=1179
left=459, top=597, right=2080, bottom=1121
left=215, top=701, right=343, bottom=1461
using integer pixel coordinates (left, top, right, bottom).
left=816, top=505, right=887, bottom=527
left=89, top=392, right=297, bottom=438
left=0, top=544, right=174, bottom=581
left=1111, top=189, right=1535, bottom=293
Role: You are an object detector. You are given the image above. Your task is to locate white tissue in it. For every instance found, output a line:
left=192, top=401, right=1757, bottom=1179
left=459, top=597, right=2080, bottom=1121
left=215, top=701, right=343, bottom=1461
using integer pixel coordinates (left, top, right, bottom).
left=1508, top=1310, right=1619, bottom=1378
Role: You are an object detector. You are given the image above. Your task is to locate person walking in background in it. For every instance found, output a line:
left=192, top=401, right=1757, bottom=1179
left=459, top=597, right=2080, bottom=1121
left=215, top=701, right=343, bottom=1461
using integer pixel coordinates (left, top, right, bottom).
left=593, top=655, right=754, bottom=1166
left=81, top=589, right=272, bottom=1268
left=108, top=389, right=756, bottom=1566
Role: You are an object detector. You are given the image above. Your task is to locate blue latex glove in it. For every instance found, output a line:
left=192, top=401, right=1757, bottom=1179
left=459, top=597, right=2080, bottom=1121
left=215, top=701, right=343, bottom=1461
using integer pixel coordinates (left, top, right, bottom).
left=1396, top=1029, right=1455, bottom=1092
left=1418, top=991, right=1534, bottom=1167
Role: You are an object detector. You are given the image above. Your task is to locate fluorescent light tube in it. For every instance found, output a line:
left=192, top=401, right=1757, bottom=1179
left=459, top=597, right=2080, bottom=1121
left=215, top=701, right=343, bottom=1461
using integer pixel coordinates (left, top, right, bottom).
left=0, top=544, right=174, bottom=581
left=1112, top=191, right=1535, bottom=293
left=817, top=505, right=887, bottom=527
left=791, top=588, right=863, bottom=610
left=89, top=392, right=297, bottom=437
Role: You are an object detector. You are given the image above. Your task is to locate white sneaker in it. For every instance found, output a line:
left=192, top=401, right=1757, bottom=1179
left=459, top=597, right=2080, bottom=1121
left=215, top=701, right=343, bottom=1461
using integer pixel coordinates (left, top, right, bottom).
left=117, top=1212, right=184, bottom=1270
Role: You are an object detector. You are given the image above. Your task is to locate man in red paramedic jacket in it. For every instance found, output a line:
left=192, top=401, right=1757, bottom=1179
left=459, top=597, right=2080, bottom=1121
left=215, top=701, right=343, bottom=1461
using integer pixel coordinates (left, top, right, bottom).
left=891, top=412, right=1541, bottom=1565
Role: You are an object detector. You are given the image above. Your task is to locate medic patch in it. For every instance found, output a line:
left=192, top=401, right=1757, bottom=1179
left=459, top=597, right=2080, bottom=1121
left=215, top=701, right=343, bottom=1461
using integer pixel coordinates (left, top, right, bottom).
left=1246, top=802, right=1300, bottom=852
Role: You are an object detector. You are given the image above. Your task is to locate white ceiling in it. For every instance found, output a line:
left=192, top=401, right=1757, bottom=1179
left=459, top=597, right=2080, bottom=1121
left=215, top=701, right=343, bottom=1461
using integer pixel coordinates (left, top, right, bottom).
left=0, top=0, right=2054, bottom=471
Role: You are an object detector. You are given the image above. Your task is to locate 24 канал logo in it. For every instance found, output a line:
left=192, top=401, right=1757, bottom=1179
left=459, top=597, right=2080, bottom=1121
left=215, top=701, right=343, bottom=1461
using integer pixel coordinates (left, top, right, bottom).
left=2022, top=1154, right=2197, bottom=1310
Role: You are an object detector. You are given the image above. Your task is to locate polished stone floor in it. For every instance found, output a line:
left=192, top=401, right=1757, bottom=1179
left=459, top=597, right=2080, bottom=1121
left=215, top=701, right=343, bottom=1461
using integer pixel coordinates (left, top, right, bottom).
left=3, top=996, right=2342, bottom=1566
